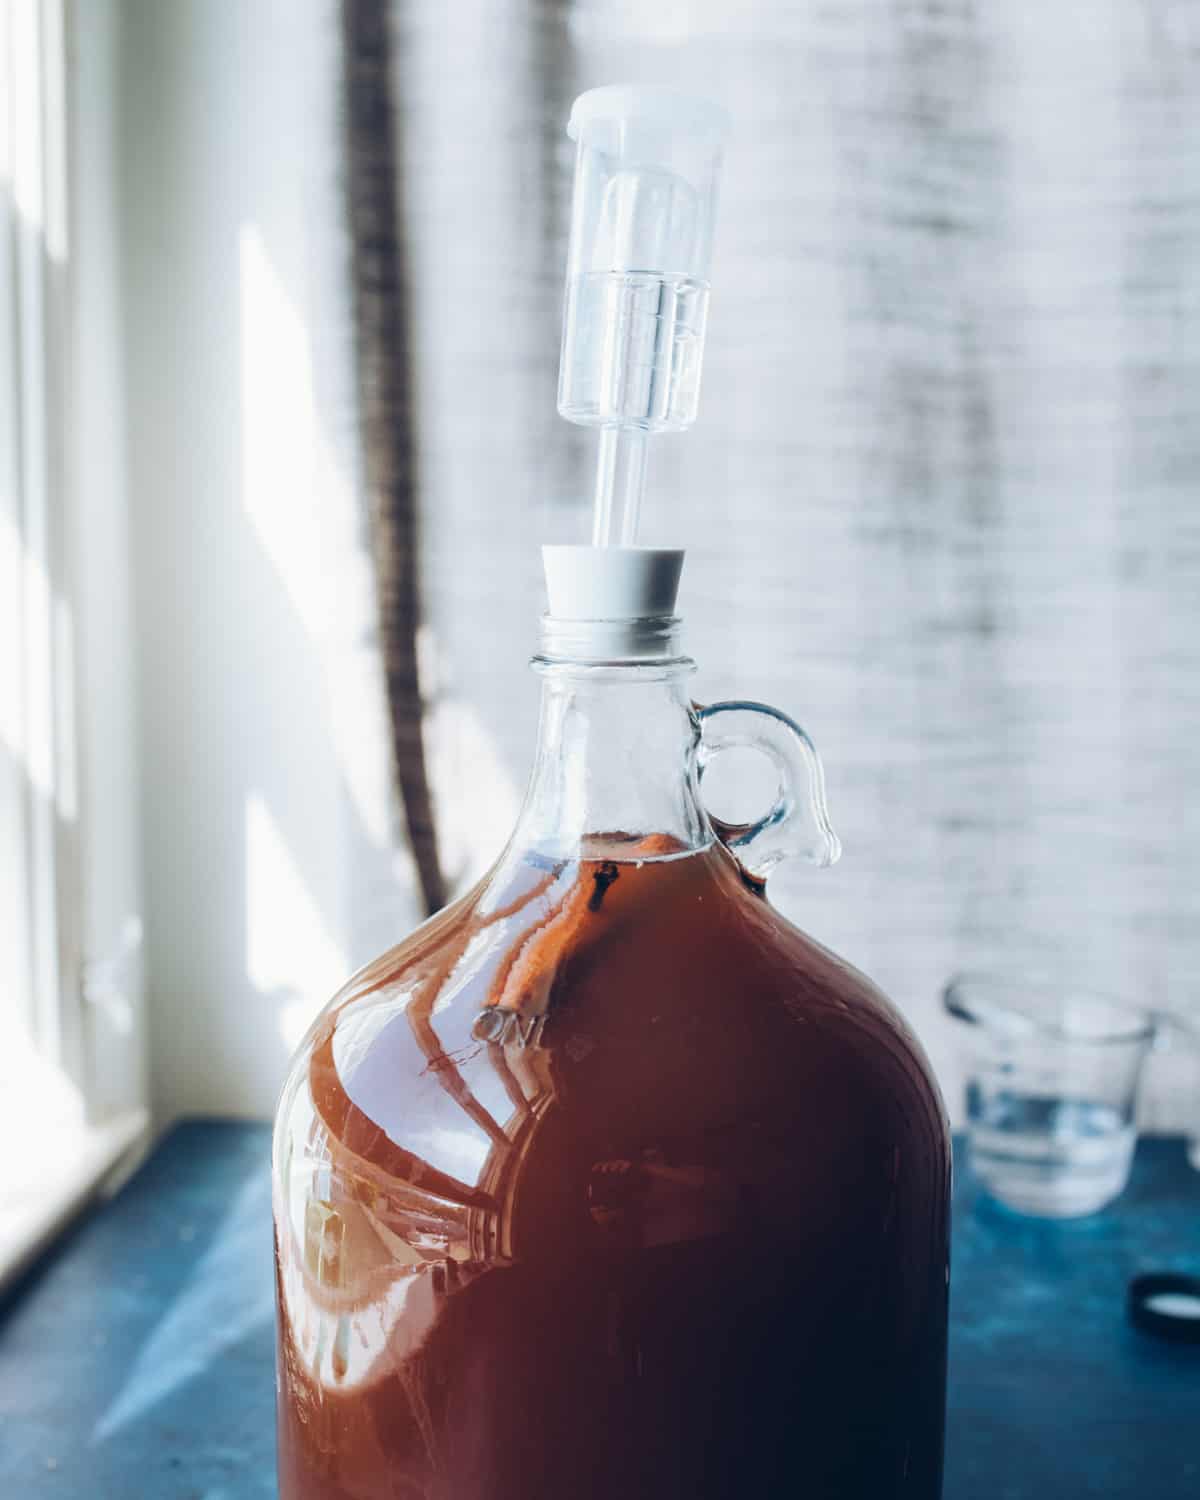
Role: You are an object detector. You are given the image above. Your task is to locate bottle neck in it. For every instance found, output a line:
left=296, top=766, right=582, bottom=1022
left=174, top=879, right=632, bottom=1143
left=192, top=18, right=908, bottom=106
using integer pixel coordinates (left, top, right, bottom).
left=513, top=657, right=713, bottom=861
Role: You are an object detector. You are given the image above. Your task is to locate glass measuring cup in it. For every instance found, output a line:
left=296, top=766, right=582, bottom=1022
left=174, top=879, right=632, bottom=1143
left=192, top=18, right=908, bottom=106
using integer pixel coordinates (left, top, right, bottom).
left=945, top=974, right=1156, bottom=1217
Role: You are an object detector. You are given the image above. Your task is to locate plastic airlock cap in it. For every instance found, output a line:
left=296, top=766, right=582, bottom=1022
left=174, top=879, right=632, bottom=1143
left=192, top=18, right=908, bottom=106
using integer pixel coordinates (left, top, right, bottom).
left=542, top=545, right=684, bottom=621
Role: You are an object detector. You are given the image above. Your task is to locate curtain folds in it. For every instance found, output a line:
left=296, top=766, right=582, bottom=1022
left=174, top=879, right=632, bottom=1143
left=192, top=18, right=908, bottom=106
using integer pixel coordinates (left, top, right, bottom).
left=340, top=0, right=445, bottom=915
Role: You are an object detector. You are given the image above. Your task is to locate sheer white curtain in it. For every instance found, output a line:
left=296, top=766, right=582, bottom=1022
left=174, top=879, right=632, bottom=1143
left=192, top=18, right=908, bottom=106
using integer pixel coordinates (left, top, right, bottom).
left=395, top=1, right=1200, bottom=1125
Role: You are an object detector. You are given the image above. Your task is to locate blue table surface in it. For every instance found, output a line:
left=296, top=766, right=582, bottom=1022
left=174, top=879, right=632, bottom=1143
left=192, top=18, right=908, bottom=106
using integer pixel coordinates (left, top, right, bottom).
left=1, top=1122, right=1196, bottom=1498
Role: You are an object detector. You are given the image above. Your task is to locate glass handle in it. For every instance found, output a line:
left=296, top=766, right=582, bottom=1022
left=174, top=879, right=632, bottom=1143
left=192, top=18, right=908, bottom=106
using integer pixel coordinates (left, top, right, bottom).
left=695, top=701, right=841, bottom=881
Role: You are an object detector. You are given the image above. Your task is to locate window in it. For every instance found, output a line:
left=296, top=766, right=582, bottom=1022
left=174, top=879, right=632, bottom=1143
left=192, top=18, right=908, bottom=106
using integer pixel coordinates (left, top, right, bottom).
left=1, top=0, right=146, bottom=1287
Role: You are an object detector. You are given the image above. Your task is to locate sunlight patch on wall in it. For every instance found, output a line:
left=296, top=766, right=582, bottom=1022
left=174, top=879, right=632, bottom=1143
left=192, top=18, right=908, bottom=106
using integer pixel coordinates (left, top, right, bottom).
left=246, top=790, right=348, bottom=1049
left=422, top=682, right=523, bottom=892
left=238, top=225, right=327, bottom=639
left=239, top=224, right=396, bottom=853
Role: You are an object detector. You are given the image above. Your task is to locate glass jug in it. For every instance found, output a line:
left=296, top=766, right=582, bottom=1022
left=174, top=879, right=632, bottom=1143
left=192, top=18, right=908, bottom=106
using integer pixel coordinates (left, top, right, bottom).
left=273, top=616, right=951, bottom=1500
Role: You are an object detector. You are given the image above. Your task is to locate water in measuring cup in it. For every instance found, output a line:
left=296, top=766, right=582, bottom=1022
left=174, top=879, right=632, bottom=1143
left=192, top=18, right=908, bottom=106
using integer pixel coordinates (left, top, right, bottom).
left=558, top=271, right=709, bottom=430
left=967, top=1089, right=1136, bottom=1217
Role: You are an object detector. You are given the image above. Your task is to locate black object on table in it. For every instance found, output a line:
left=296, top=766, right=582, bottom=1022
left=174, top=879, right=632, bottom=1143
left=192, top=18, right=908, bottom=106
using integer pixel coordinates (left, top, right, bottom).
left=1128, top=1271, right=1200, bottom=1345
left=0, top=1121, right=1197, bottom=1498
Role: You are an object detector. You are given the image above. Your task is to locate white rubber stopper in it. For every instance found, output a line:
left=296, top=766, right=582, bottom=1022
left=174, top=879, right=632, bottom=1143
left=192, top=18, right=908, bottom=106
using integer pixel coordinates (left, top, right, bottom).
left=542, top=545, right=684, bottom=620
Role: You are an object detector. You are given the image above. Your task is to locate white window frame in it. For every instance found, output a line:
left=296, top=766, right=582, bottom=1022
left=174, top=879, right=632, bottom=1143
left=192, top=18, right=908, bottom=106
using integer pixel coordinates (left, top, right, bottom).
left=1, top=0, right=147, bottom=1291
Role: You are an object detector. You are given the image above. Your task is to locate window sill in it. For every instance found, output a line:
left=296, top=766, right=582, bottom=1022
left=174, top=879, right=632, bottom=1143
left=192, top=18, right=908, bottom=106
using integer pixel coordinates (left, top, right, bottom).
left=0, top=1108, right=151, bottom=1294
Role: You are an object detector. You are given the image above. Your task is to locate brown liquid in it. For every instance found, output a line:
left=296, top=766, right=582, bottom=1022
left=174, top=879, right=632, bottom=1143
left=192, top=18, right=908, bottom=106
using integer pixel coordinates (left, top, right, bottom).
left=274, top=838, right=949, bottom=1499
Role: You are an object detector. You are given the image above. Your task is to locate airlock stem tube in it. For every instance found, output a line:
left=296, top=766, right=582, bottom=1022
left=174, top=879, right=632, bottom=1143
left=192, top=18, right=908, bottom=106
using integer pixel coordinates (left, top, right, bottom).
left=557, top=86, right=729, bottom=548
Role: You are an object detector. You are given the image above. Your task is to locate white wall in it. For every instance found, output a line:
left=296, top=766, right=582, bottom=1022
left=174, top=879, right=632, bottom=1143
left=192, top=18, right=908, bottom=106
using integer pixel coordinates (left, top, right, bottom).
left=117, top=0, right=421, bottom=1123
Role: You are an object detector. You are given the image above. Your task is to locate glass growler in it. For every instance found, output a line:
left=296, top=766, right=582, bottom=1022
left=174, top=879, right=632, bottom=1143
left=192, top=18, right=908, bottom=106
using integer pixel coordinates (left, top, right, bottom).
left=273, top=86, right=950, bottom=1500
